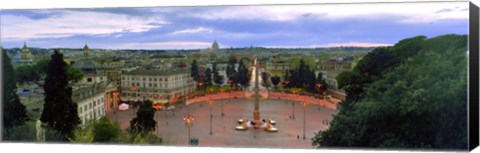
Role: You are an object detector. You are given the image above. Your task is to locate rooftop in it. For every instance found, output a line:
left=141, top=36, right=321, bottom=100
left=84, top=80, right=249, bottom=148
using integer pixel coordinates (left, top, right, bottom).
left=122, top=68, right=189, bottom=76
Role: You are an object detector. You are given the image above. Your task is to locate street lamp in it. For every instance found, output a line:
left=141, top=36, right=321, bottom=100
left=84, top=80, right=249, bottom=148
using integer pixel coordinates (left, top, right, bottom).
left=183, top=112, right=194, bottom=146
left=291, top=89, right=298, bottom=120
left=130, top=86, right=137, bottom=115
left=220, top=88, right=225, bottom=116
left=302, top=98, right=308, bottom=140
left=208, top=100, right=214, bottom=135
left=316, top=83, right=322, bottom=111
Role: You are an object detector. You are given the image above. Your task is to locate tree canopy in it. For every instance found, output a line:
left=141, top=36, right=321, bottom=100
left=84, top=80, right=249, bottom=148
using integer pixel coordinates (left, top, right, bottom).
left=2, top=49, right=28, bottom=129
left=313, top=34, right=468, bottom=149
left=40, top=50, right=81, bottom=141
left=130, top=100, right=157, bottom=135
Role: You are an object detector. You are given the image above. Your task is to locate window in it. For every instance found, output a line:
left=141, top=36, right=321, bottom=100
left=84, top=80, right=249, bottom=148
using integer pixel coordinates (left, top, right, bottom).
left=143, top=83, right=146, bottom=87
left=149, top=78, right=152, bottom=81
left=122, top=77, right=125, bottom=80
left=87, top=78, right=92, bottom=82
left=93, top=112, right=97, bottom=119
left=154, top=78, right=157, bottom=81
left=132, top=83, right=135, bottom=86
left=101, top=97, right=104, bottom=103
left=84, top=105, right=87, bottom=111
left=79, top=107, right=83, bottom=113
left=93, top=101, right=96, bottom=107
left=89, top=103, right=92, bottom=109
left=149, top=83, right=152, bottom=87
left=143, top=77, right=146, bottom=81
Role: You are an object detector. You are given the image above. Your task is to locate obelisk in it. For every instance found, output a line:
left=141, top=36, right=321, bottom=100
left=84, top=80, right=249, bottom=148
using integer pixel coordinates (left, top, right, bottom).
left=253, top=56, right=260, bottom=124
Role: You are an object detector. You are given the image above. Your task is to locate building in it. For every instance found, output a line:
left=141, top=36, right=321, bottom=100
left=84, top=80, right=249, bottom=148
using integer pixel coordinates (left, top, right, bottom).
left=13, top=42, right=34, bottom=66
left=316, top=59, right=352, bottom=71
left=72, top=44, right=107, bottom=85
left=73, top=85, right=104, bottom=126
left=120, top=69, right=196, bottom=103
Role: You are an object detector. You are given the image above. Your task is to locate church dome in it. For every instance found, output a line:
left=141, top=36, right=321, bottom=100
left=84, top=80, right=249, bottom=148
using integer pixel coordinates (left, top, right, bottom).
left=72, top=59, right=102, bottom=74
left=72, top=43, right=102, bottom=74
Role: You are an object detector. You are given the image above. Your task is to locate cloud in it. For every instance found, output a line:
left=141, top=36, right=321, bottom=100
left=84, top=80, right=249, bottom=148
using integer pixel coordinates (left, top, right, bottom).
left=177, top=2, right=468, bottom=24
left=263, top=42, right=392, bottom=48
left=116, top=41, right=212, bottom=49
left=323, top=42, right=392, bottom=47
left=2, top=10, right=168, bottom=40
left=170, top=27, right=213, bottom=35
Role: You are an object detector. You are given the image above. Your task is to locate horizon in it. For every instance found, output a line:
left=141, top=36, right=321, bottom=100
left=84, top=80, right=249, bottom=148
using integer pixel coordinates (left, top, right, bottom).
left=1, top=2, right=468, bottom=50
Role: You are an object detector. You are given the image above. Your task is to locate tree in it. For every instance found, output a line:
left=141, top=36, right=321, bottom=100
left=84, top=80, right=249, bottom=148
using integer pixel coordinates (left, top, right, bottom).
left=2, top=49, right=28, bottom=128
left=261, top=72, right=269, bottom=87
left=235, top=59, right=249, bottom=87
left=40, top=50, right=80, bottom=141
left=313, top=34, right=468, bottom=149
left=204, top=68, right=213, bottom=87
left=15, top=59, right=82, bottom=86
left=71, top=117, right=122, bottom=143
left=271, top=76, right=281, bottom=88
left=226, top=57, right=237, bottom=79
left=130, top=100, right=156, bottom=135
left=2, top=121, right=63, bottom=142
left=190, top=60, right=200, bottom=82
left=93, top=117, right=122, bottom=142
left=316, top=72, right=328, bottom=93
left=212, top=63, right=224, bottom=85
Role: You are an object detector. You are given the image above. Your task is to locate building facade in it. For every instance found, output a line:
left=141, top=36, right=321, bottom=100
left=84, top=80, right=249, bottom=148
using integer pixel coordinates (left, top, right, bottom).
left=120, top=69, right=196, bottom=103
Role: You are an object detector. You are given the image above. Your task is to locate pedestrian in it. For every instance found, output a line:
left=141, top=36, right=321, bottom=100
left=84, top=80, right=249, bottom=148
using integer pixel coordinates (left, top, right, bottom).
left=297, top=135, right=299, bottom=139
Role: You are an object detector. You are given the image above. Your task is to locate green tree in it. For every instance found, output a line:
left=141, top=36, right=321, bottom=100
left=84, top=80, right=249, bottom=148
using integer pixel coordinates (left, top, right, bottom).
left=226, top=57, right=237, bottom=79
left=316, top=72, right=328, bottom=93
left=2, top=49, right=28, bottom=128
left=204, top=68, right=213, bottom=87
left=271, top=76, right=281, bottom=88
left=235, top=59, right=249, bottom=87
left=40, top=50, right=80, bottom=141
left=93, top=117, right=122, bottom=142
left=130, top=100, right=156, bottom=135
left=71, top=117, right=122, bottom=143
left=15, top=59, right=82, bottom=86
left=212, top=63, right=224, bottom=85
left=190, top=60, right=200, bottom=82
left=313, top=34, right=468, bottom=149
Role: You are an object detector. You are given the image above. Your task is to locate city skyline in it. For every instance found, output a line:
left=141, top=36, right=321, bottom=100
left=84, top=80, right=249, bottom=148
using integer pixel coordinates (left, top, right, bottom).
left=1, top=2, right=468, bottom=49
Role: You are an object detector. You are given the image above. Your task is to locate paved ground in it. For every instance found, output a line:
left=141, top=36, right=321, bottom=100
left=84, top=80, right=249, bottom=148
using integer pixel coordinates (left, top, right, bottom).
left=106, top=98, right=338, bottom=149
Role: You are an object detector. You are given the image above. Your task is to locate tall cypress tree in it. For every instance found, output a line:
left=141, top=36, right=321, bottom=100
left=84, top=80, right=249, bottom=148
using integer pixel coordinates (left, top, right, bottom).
left=236, top=59, right=249, bottom=87
left=130, top=100, right=156, bottom=134
left=226, top=57, right=237, bottom=79
left=204, top=68, right=213, bottom=87
left=212, top=63, right=224, bottom=85
left=190, top=60, right=200, bottom=82
left=2, top=49, right=28, bottom=128
left=40, top=50, right=80, bottom=141
left=316, top=72, right=328, bottom=93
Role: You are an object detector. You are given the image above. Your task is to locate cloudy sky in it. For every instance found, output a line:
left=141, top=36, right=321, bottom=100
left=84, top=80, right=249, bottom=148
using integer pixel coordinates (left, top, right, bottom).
left=0, top=1, right=469, bottom=49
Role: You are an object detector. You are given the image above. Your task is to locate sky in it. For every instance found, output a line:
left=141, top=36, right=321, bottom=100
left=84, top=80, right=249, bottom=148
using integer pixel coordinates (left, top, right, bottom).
left=0, top=1, right=469, bottom=50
